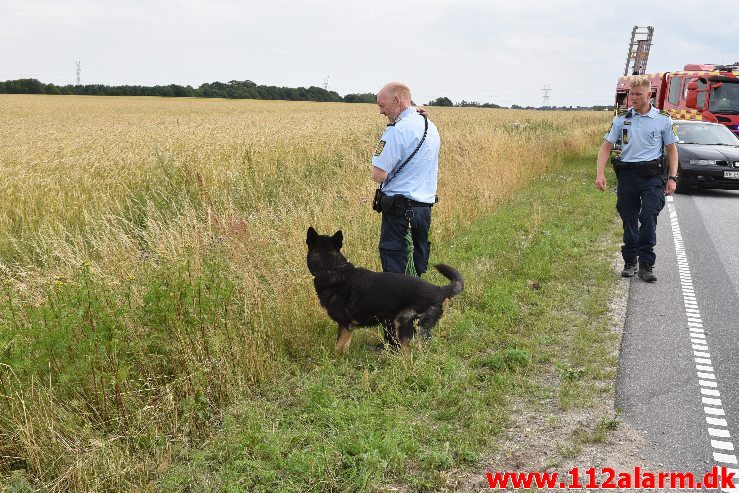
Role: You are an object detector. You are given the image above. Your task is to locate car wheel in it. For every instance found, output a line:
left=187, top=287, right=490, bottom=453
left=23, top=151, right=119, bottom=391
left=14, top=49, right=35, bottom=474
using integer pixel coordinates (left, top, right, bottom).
left=675, top=166, right=690, bottom=194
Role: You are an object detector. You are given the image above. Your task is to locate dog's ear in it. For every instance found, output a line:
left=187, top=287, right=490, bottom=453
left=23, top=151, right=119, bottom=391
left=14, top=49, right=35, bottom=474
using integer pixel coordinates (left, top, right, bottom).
left=306, top=227, right=318, bottom=247
left=331, top=230, right=343, bottom=250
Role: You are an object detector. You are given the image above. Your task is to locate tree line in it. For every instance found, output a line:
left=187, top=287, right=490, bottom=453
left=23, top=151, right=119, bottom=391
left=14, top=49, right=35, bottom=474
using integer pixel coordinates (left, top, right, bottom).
left=427, top=96, right=610, bottom=111
left=0, top=78, right=372, bottom=103
left=0, top=78, right=608, bottom=110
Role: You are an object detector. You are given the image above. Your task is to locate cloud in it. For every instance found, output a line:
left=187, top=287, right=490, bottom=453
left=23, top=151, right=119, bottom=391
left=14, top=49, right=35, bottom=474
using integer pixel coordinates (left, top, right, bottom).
left=1, top=0, right=736, bottom=106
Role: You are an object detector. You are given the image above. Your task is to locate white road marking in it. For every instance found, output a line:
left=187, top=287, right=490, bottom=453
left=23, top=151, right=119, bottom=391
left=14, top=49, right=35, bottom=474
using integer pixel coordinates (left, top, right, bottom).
left=714, top=440, right=736, bottom=451
left=667, top=198, right=738, bottom=476
left=711, top=428, right=732, bottom=438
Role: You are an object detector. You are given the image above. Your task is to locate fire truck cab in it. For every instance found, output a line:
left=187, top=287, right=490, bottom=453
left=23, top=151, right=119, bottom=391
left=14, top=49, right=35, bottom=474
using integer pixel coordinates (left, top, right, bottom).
left=615, top=63, right=739, bottom=139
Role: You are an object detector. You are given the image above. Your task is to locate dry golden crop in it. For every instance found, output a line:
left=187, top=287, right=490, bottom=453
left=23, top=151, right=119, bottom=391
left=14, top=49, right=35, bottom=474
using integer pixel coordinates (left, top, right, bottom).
left=0, top=94, right=610, bottom=490
left=0, top=95, right=608, bottom=278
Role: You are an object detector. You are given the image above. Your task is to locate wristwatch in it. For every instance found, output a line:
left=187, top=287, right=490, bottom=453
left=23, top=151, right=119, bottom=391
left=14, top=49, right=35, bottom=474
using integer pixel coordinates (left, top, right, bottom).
left=668, top=175, right=679, bottom=182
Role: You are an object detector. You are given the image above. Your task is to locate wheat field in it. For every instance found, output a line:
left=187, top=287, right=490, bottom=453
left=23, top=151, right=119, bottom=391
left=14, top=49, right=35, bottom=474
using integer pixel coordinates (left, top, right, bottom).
left=0, top=94, right=610, bottom=490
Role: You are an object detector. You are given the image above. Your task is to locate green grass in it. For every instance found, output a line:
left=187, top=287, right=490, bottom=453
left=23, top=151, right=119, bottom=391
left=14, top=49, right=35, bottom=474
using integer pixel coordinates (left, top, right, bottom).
left=154, top=152, right=622, bottom=492
left=0, top=99, right=614, bottom=491
left=1, top=150, right=622, bottom=492
left=1, top=251, right=280, bottom=491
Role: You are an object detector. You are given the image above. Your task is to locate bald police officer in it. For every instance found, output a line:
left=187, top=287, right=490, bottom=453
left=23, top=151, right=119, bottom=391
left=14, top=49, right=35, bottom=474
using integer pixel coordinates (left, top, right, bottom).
left=596, top=76, right=679, bottom=283
left=372, top=81, right=441, bottom=275
left=372, top=82, right=441, bottom=346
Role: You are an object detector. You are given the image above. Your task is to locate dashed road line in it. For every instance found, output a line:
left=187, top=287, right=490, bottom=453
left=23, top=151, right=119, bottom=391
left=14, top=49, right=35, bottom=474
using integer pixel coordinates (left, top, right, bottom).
left=667, top=196, right=739, bottom=490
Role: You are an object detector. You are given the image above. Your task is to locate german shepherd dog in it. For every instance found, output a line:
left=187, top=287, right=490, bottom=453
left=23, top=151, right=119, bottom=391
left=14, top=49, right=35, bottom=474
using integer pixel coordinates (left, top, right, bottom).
left=306, top=227, right=464, bottom=353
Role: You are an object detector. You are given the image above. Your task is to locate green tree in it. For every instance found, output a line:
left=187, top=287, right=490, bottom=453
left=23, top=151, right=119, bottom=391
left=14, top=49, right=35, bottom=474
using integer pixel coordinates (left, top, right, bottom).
left=344, top=93, right=376, bottom=103
left=428, top=96, right=453, bottom=107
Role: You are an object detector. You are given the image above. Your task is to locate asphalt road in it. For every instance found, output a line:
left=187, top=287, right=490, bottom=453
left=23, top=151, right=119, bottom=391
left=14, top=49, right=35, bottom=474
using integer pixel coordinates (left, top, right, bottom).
left=615, top=188, right=739, bottom=491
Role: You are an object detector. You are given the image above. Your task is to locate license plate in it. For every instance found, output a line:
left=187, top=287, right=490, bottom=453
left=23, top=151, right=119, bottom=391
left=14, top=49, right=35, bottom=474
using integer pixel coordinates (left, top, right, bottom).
left=724, top=171, right=739, bottom=179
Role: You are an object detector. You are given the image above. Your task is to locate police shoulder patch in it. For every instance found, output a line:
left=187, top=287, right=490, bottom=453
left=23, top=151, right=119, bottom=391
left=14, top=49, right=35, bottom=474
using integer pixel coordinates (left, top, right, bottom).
left=374, top=140, right=386, bottom=157
left=617, top=109, right=628, bottom=116
left=659, top=109, right=671, bottom=117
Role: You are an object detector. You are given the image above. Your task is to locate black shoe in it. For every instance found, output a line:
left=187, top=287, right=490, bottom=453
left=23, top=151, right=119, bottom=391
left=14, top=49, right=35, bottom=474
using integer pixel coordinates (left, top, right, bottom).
left=638, top=265, right=657, bottom=283
left=621, top=260, right=638, bottom=278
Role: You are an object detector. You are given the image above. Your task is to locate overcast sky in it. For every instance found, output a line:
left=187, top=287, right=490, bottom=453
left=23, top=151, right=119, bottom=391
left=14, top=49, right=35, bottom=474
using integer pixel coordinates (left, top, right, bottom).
left=2, top=0, right=737, bottom=107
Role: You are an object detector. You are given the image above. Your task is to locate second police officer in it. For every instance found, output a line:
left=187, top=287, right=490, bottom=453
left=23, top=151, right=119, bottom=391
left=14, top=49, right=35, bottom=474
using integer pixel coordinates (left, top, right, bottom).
left=595, top=76, right=679, bottom=283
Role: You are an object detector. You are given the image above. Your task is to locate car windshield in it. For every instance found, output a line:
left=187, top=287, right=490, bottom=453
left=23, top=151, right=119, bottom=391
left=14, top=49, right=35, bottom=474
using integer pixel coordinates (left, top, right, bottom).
left=674, top=123, right=739, bottom=145
left=709, top=82, right=739, bottom=114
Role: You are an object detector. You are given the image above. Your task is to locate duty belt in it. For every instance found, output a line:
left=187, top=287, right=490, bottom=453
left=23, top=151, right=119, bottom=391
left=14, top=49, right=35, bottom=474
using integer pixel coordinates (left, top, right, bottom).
left=612, top=158, right=661, bottom=170
left=407, top=199, right=433, bottom=208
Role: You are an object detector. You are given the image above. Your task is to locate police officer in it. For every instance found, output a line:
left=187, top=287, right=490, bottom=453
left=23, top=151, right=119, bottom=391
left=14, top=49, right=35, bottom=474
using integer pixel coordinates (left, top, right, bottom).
left=596, top=76, right=679, bottom=283
left=372, top=82, right=441, bottom=275
left=371, top=81, right=441, bottom=345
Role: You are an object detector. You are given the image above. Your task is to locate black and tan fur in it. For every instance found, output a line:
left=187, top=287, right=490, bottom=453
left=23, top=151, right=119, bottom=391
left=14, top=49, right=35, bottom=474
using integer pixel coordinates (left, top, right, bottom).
left=306, top=227, right=463, bottom=353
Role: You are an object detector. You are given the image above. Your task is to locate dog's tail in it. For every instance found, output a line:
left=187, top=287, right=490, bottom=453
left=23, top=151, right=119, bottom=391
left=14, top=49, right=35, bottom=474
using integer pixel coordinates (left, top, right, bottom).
left=435, top=264, right=464, bottom=299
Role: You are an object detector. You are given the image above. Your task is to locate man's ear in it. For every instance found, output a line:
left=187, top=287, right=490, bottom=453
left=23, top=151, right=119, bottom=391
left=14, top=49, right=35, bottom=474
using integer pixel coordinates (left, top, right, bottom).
left=331, top=230, right=343, bottom=250
left=306, top=226, right=318, bottom=246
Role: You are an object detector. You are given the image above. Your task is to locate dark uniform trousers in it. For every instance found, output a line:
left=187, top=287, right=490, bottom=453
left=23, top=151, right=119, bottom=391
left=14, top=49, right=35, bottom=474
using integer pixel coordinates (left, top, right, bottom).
left=379, top=205, right=432, bottom=346
left=379, top=205, right=431, bottom=276
left=615, top=168, right=666, bottom=267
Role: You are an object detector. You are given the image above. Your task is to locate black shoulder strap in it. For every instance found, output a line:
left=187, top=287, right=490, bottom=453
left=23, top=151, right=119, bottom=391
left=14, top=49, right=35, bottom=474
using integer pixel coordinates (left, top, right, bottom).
left=379, top=115, right=428, bottom=191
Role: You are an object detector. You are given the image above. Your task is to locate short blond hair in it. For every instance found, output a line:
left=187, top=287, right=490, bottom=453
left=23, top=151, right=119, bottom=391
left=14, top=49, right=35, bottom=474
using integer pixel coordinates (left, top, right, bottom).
left=384, top=82, right=412, bottom=104
left=629, top=76, right=652, bottom=92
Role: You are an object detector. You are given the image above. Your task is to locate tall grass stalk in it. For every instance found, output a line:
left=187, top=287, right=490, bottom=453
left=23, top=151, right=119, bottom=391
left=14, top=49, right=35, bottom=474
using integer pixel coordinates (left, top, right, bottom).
left=0, top=94, right=610, bottom=490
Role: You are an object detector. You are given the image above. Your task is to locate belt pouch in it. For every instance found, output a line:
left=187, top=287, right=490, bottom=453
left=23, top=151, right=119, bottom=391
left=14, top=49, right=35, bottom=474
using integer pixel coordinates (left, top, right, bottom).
left=381, top=194, right=397, bottom=214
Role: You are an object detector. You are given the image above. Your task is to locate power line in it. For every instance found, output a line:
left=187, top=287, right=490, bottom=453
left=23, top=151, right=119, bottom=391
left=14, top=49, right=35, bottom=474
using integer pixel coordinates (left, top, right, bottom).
left=541, top=84, right=552, bottom=107
left=76, top=61, right=81, bottom=85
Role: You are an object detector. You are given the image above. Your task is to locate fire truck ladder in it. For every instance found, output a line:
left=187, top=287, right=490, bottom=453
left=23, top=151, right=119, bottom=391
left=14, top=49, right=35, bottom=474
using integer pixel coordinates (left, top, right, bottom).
left=623, top=26, right=654, bottom=76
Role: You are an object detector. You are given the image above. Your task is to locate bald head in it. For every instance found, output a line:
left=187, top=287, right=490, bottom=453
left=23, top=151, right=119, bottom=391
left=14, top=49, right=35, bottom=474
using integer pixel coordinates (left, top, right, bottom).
left=377, top=82, right=412, bottom=122
left=379, top=82, right=412, bottom=104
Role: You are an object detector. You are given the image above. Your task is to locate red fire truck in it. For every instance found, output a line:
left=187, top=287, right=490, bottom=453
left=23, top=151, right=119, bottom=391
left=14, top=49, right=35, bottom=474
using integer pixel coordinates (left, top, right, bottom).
left=615, top=63, right=739, bottom=138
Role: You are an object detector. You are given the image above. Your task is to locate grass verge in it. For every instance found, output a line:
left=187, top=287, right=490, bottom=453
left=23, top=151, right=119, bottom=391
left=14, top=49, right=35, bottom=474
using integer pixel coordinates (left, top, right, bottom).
left=150, top=151, right=623, bottom=492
